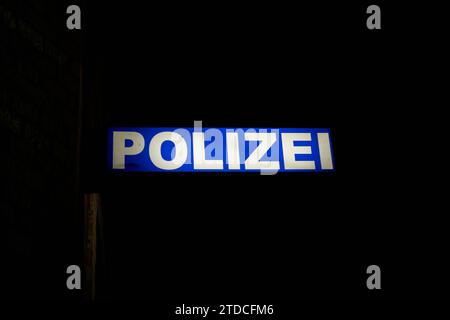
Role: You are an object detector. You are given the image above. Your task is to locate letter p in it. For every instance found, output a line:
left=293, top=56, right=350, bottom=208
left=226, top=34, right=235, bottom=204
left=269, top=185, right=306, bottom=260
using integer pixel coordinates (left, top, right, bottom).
left=113, top=131, right=145, bottom=169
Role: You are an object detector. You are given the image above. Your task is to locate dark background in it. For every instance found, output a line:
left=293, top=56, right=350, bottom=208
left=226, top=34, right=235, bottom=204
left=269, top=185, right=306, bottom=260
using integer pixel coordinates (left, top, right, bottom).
left=1, top=0, right=82, bottom=299
left=1, top=0, right=448, bottom=307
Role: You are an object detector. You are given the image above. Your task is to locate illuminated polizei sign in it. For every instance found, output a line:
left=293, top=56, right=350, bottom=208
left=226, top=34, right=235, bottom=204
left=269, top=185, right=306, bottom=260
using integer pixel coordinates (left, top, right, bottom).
left=107, top=127, right=334, bottom=173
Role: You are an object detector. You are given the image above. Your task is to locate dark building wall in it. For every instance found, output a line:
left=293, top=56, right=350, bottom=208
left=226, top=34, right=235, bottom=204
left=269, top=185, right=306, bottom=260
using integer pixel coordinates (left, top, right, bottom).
left=0, top=0, right=82, bottom=298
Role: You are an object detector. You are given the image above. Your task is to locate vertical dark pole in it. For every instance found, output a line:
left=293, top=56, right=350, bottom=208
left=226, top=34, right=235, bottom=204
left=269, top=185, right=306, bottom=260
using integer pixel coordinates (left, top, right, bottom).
left=75, top=0, right=97, bottom=300
left=79, top=1, right=105, bottom=299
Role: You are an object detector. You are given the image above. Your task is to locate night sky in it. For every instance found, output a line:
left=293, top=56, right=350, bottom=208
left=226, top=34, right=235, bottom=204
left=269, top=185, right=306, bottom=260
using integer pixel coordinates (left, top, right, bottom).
left=1, top=0, right=448, bottom=306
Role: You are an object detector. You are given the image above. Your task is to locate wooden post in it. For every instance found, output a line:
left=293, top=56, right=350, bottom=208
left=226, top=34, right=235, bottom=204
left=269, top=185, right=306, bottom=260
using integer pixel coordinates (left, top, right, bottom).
left=84, top=193, right=100, bottom=300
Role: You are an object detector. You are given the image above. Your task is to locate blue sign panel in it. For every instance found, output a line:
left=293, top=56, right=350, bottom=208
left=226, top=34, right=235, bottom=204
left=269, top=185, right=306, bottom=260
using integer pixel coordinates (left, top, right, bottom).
left=107, top=127, right=334, bottom=172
